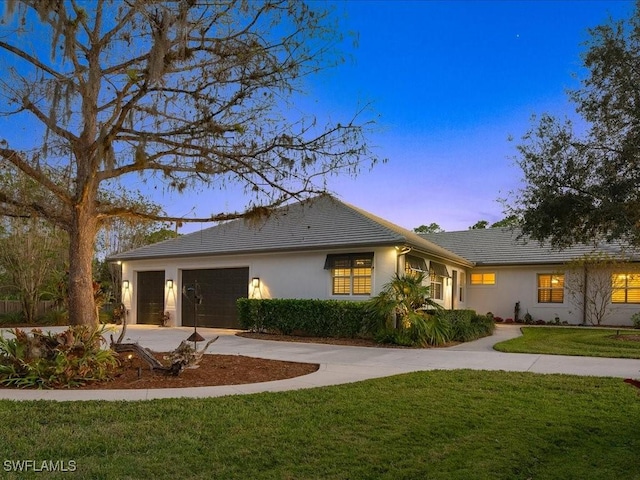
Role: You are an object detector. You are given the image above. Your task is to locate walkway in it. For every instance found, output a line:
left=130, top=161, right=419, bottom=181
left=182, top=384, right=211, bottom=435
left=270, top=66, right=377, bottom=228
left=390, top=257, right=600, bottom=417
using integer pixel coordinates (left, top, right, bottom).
left=1, top=324, right=639, bottom=401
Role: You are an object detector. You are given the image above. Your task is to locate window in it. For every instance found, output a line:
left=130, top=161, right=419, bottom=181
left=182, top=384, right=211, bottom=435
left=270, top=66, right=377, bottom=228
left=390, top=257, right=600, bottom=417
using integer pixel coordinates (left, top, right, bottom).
left=430, top=273, right=443, bottom=300
left=429, top=262, right=449, bottom=301
left=459, top=272, right=465, bottom=302
left=612, top=273, right=640, bottom=303
left=537, top=274, right=564, bottom=303
left=325, top=253, right=373, bottom=296
left=470, top=273, right=495, bottom=285
left=404, top=255, right=427, bottom=276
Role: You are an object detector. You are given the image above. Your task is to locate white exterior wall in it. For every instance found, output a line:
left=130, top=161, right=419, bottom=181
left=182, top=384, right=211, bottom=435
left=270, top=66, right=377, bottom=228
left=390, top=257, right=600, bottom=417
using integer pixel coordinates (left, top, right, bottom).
left=465, top=265, right=638, bottom=326
left=121, top=246, right=400, bottom=326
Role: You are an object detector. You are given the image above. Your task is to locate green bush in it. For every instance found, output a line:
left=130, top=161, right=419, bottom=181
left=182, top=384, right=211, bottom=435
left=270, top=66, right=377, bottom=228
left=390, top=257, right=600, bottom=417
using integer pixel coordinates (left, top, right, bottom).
left=631, top=312, right=640, bottom=329
left=434, top=309, right=494, bottom=342
left=237, top=298, right=370, bottom=338
left=0, top=326, right=120, bottom=388
left=37, top=309, right=69, bottom=326
left=0, top=311, right=25, bottom=327
left=376, top=309, right=494, bottom=347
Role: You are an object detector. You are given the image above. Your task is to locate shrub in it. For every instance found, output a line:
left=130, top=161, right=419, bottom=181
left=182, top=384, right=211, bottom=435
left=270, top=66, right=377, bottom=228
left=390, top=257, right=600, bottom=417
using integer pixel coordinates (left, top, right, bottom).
left=376, top=309, right=494, bottom=347
left=237, top=298, right=369, bottom=338
left=374, top=328, right=414, bottom=347
left=0, top=311, right=25, bottom=327
left=0, top=326, right=119, bottom=388
left=434, top=309, right=494, bottom=343
left=631, top=312, right=640, bottom=329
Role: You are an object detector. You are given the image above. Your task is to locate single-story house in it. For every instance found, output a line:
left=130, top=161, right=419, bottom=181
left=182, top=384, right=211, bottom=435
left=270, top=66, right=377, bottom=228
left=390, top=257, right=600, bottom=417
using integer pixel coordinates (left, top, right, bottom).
left=421, top=229, right=640, bottom=326
left=111, top=194, right=640, bottom=328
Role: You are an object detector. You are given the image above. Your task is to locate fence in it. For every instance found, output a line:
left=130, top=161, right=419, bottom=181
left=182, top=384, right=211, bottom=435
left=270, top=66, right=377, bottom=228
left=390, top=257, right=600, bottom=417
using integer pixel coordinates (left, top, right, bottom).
left=0, top=300, right=56, bottom=316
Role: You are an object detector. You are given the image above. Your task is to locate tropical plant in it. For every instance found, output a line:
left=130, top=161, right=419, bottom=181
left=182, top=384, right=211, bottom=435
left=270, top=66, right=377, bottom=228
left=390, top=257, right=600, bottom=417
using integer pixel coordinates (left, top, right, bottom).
left=0, top=326, right=119, bottom=388
left=367, top=273, right=445, bottom=346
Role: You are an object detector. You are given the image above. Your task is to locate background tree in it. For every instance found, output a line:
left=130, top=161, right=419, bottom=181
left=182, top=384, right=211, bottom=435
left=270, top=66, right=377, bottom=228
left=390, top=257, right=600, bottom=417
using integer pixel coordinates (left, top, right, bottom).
left=490, top=215, right=520, bottom=228
left=0, top=1, right=377, bottom=325
left=562, top=253, right=634, bottom=326
left=0, top=217, right=68, bottom=323
left=413, top=223, right=444, bottom=234
left=469, top=220, right=489, bottom=230
left=508, top=4, right=640, bottom=248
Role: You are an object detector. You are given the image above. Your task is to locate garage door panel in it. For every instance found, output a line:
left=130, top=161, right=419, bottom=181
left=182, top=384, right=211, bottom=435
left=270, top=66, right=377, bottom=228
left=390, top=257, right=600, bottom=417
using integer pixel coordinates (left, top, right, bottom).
left=137, top=271, right=165, bottom=325
left=181, top=268, right=248, bottom=328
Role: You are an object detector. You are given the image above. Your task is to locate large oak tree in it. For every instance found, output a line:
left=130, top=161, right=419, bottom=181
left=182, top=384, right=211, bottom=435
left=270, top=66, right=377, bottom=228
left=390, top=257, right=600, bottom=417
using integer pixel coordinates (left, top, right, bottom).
left=509, top=3, right=640, bottom=249
left=0, top=1, right=377, bottom=325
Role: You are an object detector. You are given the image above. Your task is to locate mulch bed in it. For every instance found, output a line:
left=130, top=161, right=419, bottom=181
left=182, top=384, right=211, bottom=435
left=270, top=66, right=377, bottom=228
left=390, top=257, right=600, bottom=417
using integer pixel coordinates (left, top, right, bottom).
left=77, top=352, right=319, bottom=390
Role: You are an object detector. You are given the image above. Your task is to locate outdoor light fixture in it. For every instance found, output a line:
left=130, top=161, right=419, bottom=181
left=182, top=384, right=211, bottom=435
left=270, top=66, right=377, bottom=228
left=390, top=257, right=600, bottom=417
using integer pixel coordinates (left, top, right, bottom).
left=122, top=280, right=130, bottom=290
left=167, top=279, right=174, bottom=289
left=395, top=245, right=412, bottom=255
left=252, top=277, right=260, bottom=288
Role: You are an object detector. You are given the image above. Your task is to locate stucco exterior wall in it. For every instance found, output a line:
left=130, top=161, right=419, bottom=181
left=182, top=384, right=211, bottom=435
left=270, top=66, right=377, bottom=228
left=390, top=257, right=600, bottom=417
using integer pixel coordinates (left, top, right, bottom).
left=465, top=265, right=638, bottom=326
left=121, top=246, right=400, bottom=326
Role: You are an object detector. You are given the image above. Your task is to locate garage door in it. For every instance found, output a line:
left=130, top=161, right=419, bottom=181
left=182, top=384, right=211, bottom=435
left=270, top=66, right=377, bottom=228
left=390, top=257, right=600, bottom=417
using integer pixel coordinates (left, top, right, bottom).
left=181, top=268, right=249, bottom=328
left=137, top=271, right=165, bottom=325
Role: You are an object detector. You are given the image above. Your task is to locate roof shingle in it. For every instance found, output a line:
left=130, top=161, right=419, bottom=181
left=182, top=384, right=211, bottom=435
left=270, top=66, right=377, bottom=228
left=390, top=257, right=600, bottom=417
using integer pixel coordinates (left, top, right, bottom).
left=111, top=195, right=472, bottom=266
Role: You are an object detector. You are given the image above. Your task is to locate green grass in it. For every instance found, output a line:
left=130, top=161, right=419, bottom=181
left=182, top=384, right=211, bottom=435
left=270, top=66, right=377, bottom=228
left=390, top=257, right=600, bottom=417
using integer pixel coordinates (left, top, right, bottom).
left=494, top=326, right=640, bottom=358
left=1, top=370, right=639, bottom=479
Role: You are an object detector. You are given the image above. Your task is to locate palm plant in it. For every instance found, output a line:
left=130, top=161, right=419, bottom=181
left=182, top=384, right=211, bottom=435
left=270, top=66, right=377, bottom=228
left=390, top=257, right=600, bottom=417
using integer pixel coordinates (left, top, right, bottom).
left=366, top=273, right=446, bottom=345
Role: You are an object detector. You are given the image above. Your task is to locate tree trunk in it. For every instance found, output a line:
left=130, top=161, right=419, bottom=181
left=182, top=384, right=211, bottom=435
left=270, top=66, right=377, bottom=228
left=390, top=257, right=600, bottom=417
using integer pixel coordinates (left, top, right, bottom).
left=67, top=204, right=98, bottom=326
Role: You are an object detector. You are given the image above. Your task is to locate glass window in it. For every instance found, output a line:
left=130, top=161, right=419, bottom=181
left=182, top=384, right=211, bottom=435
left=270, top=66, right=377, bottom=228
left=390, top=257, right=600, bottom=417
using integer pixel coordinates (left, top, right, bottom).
left=470, top=273, right=495, bottom=285
left=430, top=272, right=443, bottom=300
left=612, top=273, right=640, bottom=304
left=326, top=254, right=373, bottom=296
left=537, top=274, right=564, bottom=303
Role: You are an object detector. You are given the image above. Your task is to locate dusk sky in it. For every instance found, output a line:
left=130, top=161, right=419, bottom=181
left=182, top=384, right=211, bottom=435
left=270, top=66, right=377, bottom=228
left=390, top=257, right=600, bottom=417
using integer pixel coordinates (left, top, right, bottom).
left=174, top=0, right=635, bottom=234
left=1, top=1, right=635, bottom=234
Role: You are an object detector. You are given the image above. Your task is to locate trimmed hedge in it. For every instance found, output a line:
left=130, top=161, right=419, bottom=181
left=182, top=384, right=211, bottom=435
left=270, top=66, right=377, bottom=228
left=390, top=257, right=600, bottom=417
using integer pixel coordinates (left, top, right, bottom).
left=237, top=298, right=369, bottom=338
left=434, top=309, right=495, bottom=342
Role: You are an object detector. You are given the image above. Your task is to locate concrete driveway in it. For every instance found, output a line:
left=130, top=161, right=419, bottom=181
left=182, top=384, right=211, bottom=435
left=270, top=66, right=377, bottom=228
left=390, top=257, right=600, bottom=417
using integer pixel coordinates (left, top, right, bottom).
left=1, top=324, right=639, bottom=402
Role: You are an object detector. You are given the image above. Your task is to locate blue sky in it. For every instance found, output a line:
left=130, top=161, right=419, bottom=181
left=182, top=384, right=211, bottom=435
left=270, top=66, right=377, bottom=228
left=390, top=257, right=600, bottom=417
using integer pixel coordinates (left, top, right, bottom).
left=1, top=1, right=635, bottom=234
left=291, top=0, right=635, bottom=232
left=169, top=0, right=634, bottom=233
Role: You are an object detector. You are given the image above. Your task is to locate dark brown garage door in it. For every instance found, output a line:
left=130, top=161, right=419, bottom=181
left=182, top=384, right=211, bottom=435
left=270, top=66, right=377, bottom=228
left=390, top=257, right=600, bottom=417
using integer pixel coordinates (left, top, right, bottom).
left=181, top=268, right=249, bottom=328
left=137, top=271, right=165, bottom=325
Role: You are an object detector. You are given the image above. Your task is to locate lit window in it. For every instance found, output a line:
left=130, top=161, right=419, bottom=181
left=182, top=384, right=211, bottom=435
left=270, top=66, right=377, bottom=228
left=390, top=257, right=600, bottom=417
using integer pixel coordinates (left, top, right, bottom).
left=430, top=273, right=443, bottom=300
left=325, top=253, right=373, bottom=296
left=404, top=255, right=427, bottom=276
left=470, top=273, right=496, bottom=285
left=612, top=273, right=640, bottom=304
left=538, top=274, right=564, bottom=303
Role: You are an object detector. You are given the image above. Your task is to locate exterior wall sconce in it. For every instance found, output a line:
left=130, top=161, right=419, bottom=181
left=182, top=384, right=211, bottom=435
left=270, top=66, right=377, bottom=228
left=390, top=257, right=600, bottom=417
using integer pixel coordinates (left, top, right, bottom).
left=167, top=279, right=174, bottom=289
left=252, top=277, right=260, bottom=288
left=122, top=280, right=130, bottom=290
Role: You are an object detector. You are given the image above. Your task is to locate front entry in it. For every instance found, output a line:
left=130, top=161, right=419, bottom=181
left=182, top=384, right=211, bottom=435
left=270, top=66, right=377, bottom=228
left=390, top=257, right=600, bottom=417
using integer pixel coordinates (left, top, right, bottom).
left=136, top=271, right=165, bottom=325
left=181, top=268, right=249, bottom=328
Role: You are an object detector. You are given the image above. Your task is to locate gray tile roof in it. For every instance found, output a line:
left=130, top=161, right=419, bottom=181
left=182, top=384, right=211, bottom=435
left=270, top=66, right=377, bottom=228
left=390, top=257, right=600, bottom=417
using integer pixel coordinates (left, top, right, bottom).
left=111, top=195, right=473, bottom=266
left=421, top=228, right=637, bottom=266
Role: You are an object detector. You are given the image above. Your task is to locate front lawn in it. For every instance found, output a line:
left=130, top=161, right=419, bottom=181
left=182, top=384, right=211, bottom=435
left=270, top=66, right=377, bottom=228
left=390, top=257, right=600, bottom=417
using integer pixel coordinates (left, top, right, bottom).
left=1, top=370, right=639, bottom=479
left=494, top=326, right=640, bottom=358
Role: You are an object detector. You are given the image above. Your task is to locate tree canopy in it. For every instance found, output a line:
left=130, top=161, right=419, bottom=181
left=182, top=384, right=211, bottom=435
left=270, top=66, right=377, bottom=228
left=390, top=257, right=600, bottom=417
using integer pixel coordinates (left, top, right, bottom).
left=0, top=1, right=378, bottom=325
left=508, top=3, right=640, bottom=248
left=413, top=223, right=444, bottom=234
